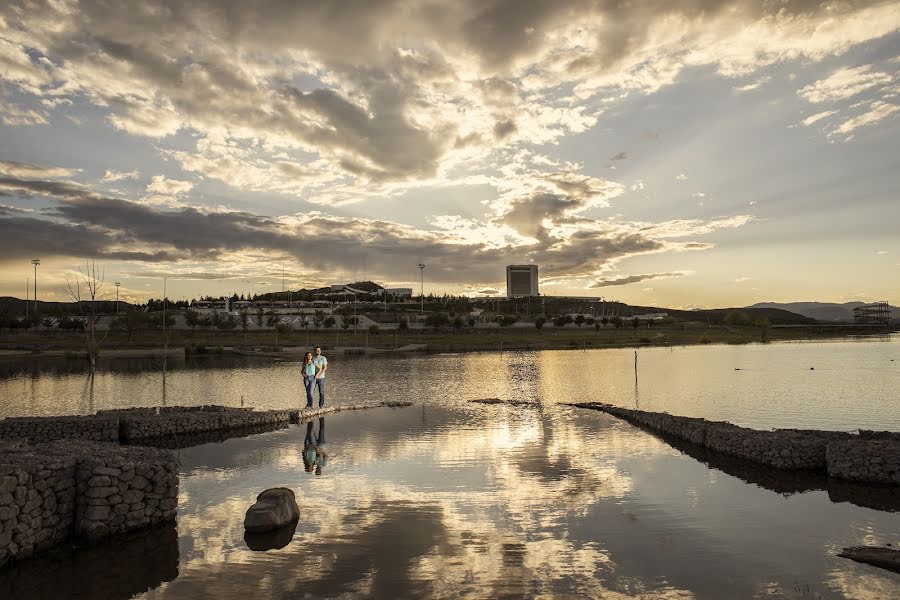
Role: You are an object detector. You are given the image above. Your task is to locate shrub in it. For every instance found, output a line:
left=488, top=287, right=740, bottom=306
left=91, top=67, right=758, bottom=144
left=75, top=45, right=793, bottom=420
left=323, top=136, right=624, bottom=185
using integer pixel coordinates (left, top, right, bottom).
left=369, top=324, right=380, bottom=334
left=535, top=316, right=546, bottom=330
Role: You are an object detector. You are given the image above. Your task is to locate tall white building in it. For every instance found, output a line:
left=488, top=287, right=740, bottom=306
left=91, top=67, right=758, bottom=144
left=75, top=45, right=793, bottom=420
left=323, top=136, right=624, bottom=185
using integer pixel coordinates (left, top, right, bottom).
left=506, top=265, right=539, bottom=298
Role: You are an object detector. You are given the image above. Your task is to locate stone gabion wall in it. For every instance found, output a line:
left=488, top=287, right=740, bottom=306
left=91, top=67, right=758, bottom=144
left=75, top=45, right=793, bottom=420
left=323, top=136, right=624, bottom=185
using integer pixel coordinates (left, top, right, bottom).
left=75, top=444, right=178, bottom=541
left=573, top=403, right=898, bottom=484
left=118, top=409, right=293, bottom=442
left=0, top=443, right=79, bottom=568
left=826, top=439, right=900, bottom=484
left=0, top=440, right=178, bottom=569
left=0, top=416, right=119, bottom=444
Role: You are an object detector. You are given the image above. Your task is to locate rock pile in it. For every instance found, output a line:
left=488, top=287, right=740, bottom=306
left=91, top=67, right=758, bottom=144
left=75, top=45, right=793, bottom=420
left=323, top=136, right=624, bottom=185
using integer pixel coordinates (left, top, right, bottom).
left=0, top=416, right=118, bottom=444
left=0, top=440, right=177, bottom=569
left=569, top=403, right=900, bottom=484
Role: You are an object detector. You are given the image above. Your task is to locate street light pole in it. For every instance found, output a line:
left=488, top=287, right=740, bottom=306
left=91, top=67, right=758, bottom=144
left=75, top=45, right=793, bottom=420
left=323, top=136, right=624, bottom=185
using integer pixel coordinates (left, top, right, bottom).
left=25, top=278, right=29, bottom=326
left=418, top=263, right=426, bottom=315
left=115, top=282, right=121, bottom=315
left=31, top=258, right=40, bottom=325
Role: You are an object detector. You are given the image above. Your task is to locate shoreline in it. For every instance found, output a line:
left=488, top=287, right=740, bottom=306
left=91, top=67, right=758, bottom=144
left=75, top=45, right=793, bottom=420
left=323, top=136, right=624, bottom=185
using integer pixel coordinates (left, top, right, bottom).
left=0, top=328, right=893, bottom=362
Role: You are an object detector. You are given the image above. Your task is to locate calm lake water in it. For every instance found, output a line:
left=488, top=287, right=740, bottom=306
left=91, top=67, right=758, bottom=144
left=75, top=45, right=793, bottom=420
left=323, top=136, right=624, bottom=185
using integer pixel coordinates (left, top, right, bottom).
left=1, top=339, right=898, bottom=599
left=1, top=338, right=898, bottom=430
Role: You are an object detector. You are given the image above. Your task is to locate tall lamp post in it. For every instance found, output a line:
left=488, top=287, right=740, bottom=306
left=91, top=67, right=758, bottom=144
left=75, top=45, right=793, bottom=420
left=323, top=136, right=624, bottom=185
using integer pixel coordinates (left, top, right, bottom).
left=31, top=258, right=40, bottom=326
left=418, top=263, right=426, bottom=315
left=115, top=282, right=121, bottom=315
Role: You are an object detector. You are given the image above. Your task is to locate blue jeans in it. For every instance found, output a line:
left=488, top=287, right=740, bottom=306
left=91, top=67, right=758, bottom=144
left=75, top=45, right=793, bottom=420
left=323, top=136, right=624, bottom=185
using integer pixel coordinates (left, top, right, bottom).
left=304, top=377, right=315, bottom=407
left=315, top=378, right=325, bottom=407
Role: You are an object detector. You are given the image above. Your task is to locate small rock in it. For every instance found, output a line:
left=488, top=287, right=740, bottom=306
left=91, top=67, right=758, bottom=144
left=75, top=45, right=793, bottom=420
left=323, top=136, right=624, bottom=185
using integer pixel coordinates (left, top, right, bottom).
left=244, top=488, right=300, bottom=533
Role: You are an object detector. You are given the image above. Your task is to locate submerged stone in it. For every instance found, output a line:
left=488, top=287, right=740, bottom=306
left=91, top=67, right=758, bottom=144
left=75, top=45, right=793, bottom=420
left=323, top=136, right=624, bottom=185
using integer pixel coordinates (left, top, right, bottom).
left=838, top=546, right=900, bottom=574
left=243, top=488, right=300, bottom=533
left=244, top=519, right=299, bottom=551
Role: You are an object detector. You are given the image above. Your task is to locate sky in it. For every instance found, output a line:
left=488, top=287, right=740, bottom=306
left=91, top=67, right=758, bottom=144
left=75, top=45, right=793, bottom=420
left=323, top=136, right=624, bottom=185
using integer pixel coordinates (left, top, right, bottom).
left=0, top=0, right=898, bottom=308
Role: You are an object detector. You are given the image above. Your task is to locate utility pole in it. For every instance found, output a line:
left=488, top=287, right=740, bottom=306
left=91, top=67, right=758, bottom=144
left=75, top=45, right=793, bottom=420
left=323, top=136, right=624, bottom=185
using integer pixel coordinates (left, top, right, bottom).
left=31, top=258, right=40, bottom=325
left=418, top=263, right=426, bottom=315
left=25, top=278, right=29, bottom=326
left=115, top=282, right=121, bottom=315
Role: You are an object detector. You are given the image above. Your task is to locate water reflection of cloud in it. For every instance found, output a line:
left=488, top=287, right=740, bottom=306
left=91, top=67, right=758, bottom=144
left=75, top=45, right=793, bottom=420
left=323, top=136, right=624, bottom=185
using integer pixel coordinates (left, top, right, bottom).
left=139, top=404, right=900, bottom=599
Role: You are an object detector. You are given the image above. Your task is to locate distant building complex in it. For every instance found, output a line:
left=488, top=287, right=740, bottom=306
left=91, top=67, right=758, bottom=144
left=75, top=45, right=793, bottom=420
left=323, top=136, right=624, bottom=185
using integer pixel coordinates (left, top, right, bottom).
left=506, top=264, right=539, bottom=299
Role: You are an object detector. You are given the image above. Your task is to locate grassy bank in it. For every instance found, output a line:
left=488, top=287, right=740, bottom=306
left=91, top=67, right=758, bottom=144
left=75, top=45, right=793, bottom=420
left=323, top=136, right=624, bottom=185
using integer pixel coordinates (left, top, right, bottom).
left=0, top=323, right=890, bottom=357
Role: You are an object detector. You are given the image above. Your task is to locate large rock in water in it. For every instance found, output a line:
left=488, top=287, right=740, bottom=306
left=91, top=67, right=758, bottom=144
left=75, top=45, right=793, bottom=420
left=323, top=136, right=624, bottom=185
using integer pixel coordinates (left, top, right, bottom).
left=243, top=488, right=300, bottom=533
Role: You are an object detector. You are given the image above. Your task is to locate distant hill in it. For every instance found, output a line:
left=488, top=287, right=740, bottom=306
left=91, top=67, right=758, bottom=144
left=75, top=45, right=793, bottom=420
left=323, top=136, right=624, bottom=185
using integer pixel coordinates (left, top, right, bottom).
left=0, top=296, right=131, bottom=317
left=748, top=301, right=900, bottom=322
left=629, top=304, right=816, bottom=325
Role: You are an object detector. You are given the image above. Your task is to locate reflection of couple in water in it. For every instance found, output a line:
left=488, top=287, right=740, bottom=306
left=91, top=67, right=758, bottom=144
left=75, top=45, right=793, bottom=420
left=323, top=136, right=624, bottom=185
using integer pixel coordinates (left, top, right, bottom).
left=303, top=417, right=327, bottom=475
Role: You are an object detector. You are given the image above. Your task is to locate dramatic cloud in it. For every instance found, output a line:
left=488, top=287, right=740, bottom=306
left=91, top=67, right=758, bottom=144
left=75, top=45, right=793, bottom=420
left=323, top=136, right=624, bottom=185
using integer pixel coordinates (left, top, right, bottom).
left=1, top=0, right=897, bottom=192
left=0, top=1, right=896, bottom=299
left=0, top=166, right=748, bottom=288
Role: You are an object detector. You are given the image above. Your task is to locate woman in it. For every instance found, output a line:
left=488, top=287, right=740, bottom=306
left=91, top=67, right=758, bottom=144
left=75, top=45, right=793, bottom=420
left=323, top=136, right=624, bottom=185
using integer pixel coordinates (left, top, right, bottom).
left=302, top=351, right=317, bottom=408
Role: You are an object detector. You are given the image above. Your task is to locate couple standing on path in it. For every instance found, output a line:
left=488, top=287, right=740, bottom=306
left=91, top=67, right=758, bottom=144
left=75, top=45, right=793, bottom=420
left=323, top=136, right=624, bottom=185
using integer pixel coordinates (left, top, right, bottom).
left=302, top=346, right=328, bottom=408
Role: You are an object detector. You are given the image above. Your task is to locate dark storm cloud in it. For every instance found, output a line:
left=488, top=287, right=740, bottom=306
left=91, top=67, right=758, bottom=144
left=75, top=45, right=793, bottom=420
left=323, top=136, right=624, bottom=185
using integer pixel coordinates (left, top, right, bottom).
left=492, top=119, right=518, bottom=140
left=0, top=170, right=692, bottom=283
left=0, top=215, right=177, bottom=262
left=589, top=272, right=685, bottom=288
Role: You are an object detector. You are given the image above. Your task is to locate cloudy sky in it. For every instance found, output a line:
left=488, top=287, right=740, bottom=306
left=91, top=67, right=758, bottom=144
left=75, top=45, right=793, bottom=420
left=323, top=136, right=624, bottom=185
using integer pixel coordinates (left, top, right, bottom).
left=1, top=0, right=898, bottom=306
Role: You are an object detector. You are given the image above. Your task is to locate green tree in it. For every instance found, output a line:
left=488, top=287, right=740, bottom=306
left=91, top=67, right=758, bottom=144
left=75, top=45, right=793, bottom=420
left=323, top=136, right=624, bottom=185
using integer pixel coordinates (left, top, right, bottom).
left=425, top=312, right=450, bottom=328
left=755, top=316, right=771, bottom=341
left=632, top=317, right=640, bottom=329
left=724, top=311, right=753, bottom=326
left=256, top=307, right=265, bottom=327
left=313, top=310, right=325, bottom=328
left=535, top=316, right=546, bottom=330
left=369, top=324, right=380, bottom=334
left=185, top=308, right=200, bottom=332
left=217, top=314, right=238, bottom=330
left=116, top=308, right=148, bottom=342
left=323, top=316, right=336, bottom=328
left=452, top=316, right=464, bottom=330
left=574, top=315, right=585, bottom=327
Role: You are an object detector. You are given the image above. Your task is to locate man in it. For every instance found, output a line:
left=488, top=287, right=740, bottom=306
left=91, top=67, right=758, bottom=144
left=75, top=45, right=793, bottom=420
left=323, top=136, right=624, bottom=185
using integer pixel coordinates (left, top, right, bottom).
left=313, top=346, right=328, bottom=407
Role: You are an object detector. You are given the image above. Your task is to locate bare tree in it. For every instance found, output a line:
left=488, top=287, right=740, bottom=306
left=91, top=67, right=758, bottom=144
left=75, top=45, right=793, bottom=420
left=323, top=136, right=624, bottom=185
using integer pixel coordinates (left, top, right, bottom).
left=64, top=260, right=107, bottom=367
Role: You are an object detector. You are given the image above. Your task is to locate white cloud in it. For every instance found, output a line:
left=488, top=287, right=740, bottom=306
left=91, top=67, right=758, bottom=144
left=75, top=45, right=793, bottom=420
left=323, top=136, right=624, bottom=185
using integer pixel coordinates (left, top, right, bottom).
left=798, top=65, right=894, bottom=104
left=799, top=110, right=839, bottom=127
left=146, top=175, right=194, bottom=196
left=830, top=101, right=900, bottom=141
left=691, top=192, right=706, bottom=199
left=102, top=169, right=141, bottom=182
left=733, top=76, right=771, bottom=92
left=0, top=97, right=48, bottom=126
left=675, top=174, right=687, bottom=181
